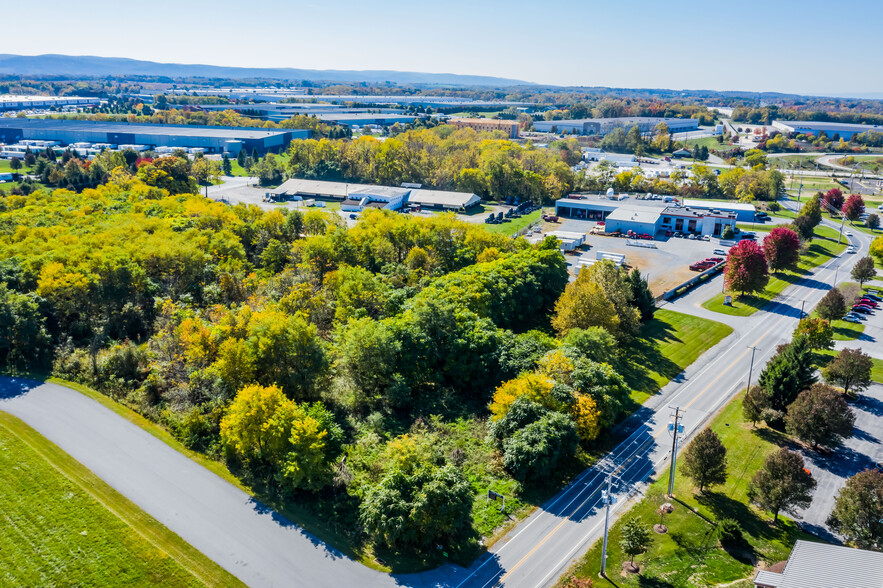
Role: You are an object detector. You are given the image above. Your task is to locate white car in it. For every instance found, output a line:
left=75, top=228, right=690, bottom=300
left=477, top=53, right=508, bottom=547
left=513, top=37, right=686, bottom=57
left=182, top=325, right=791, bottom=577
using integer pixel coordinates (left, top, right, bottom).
left=846, top=231, right=853, bottom=237
left=847, top=246, right=857, bottom=254
left=713, top=248, right=728, bottom=255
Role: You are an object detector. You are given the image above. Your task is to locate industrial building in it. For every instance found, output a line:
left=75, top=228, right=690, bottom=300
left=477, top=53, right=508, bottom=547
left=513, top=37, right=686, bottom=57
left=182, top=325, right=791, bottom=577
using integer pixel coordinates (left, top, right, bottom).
left=554, top=194, right=740, bottom=238
left=681, top=199, right=757, bottom=222
left=269, top=178, right=481, bottom=211
left=448, top=118, right=520, bottom=138
left=0, top=95, right=101, bottom=112
left=0, top=119, right=310, bottom=155
left=772, top=119, right=883, bottom=140
left=189, top=103, right=416, bottom=126
left=533, top=117, right=699, bottom=136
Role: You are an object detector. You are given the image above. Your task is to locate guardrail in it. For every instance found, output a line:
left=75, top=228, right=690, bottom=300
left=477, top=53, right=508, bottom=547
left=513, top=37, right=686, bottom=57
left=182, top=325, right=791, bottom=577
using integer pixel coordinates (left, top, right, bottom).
left=661, top=261, right=726, bottom=301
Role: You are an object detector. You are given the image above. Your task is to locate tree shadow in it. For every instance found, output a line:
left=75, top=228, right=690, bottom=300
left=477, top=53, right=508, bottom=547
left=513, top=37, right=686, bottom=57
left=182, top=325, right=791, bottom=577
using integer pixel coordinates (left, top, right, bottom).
left=0, top=376, right=41, bottom=400
left=636, top=577, right=675, bottom=588
left=694, top=491, right=779, bottom=542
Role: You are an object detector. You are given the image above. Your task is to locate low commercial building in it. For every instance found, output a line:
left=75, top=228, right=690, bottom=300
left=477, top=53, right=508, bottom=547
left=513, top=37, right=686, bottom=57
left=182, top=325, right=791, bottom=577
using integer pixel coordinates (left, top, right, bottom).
left=448, top=118, right=519, bottom=138
left=533, top=117, right=699, bottom=136
left=753, top=540, right=883, bottom=588
left=772, top=120, right=883, bottom=140
left=406, top=188, right=481, bottom=210
left=269, top=178, right=480, bottom=211
left=584, top=152, right=638, bottom=167
left=682, top=199, right=756, bottom=222
left=0, top=95, right=101, bottom=112
left=0, top=119, right=310, bottom=155
left=554, top=194, right=738, bottom=237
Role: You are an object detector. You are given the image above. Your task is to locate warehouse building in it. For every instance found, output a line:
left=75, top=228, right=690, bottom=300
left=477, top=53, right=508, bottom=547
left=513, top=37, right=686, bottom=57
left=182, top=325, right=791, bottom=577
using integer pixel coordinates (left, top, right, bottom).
left=772, top=120, right=883, bottom=140
left=0, top=119, right=310, bottom=155
left=533, top=117, right=699, bottom=136
left=753, top=540, right=883, bottom=588
left=448, top=118, right=520, bottom=138
left=554, top=194, right=739, bottom=237
left=269, top=178, right=480, bottom=211
left=0, top=95, right=101, bottom=112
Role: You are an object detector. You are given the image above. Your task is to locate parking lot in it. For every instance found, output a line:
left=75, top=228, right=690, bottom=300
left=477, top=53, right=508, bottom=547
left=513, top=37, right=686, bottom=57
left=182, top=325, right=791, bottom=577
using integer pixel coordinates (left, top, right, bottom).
left=543, top=217, right=731, bottom=295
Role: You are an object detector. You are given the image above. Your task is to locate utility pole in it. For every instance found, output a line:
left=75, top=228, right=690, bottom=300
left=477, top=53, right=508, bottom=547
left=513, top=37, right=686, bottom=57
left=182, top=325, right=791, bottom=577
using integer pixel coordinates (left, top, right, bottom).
left=747, top=346, right=759, bottom=391
left=800, top=299, right=806, bottom=318
left=667, top=407, right=684, bottom=497
left=600, top=475, right=614, bottom=578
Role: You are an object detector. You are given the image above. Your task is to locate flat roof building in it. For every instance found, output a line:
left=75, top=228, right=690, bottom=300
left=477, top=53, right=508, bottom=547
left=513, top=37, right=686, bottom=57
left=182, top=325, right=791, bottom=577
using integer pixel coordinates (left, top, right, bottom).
left=682, top=199, right=757, bottom=222
left=0, top=95, right=101, bottom=112
left=772, top=120, right=883, bottom=140
left=0, top=118, right=309, bottom=155
left=533, top=117, right=699, bottom=136
left=753, top=540, right=883, bottom=588
left=448, top=118, right=519, bottom=138
left=555, top=194, right=739, bottom=237
left=269, top=178, right=480, bottom=211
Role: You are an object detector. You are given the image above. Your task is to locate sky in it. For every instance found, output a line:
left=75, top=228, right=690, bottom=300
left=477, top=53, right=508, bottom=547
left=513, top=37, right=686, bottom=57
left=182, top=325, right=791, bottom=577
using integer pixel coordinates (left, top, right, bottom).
left=4, top=0, right=883, bottom=96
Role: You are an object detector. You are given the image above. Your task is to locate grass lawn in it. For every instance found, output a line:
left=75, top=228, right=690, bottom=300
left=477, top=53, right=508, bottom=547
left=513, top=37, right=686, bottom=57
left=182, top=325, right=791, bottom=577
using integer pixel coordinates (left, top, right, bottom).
left=683, top=136, right=732, bottom=152
left=620, top=309, right=733, bottom=405
left=816, top=349, right=883, bottom=383
left=482, top=208, right=542, bottom=235
left=0, top=160, right=32, bottom=174
left=0, top=410, right=242, bottom=588
left=560, top=391, right=819, bottom=587
left=703, top=225, right=846, bottom=317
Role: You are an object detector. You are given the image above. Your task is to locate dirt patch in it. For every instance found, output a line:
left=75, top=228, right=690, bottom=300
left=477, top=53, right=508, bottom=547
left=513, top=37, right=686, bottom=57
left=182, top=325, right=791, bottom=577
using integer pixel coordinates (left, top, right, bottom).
left=621, top=561, right=640, bottom=575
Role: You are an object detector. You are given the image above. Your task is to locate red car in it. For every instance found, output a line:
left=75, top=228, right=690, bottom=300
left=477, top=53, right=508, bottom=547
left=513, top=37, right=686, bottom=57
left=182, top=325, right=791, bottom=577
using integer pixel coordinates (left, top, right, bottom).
left=639, top=233, right=653, bottom=240
left=856, top=298, right=878, bottom=307
left=705, top=257, right=724, bottom=263
left=690, top=261, right=715, bottom=271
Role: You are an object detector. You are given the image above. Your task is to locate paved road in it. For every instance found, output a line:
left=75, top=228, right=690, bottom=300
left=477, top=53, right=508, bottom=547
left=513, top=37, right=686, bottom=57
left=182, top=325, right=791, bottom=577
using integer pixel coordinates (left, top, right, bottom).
left=0, top=379, right=399, bottom=588
left=445, top=216, right=866, bottom=588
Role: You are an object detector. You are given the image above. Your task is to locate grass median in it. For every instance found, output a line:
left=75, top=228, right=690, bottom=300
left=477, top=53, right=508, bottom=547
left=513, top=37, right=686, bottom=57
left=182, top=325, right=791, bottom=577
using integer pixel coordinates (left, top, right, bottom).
left=0, top=410, right=243, bottom=588
left=702, top=225, right=847, bottom=317
left=560, top=391, right=818, bottom=588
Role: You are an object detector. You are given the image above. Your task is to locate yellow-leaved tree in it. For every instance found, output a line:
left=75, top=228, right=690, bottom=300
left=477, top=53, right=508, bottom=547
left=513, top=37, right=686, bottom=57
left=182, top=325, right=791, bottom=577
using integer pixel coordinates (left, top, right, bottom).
left=489, top=373, right=556, bottom=420
left=571, top=393, right=601, bottom=442
left=551, top=273, right=620, bottom=336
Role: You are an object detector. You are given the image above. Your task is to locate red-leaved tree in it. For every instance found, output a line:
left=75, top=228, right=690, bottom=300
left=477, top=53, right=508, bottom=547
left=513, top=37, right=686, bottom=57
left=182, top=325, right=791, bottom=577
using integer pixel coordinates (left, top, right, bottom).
left=842, top=193, right=865, bottom=221
left=763, top=227, right=801, bottom=272
left=823, top=188, right=844, bottom=212
left=725, top=240, right=769, bottom=295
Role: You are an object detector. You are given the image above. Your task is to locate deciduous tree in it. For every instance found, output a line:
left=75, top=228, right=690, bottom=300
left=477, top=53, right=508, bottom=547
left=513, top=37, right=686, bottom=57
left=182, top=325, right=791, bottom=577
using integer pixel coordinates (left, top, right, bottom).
left=763, top=227, right=800, bottom=272
left=724, top=240, right=769, bottom=295
left=823, top=188, right=844, bottom=212
left=842, top=193, right=866, bottom=221
left=827, top=470, right=883, bottom=550
left=794, top=317, right=834, bottom=350
left=619, top=517, right=652, bottom=566
left=682, top=428, right=728, bottom=493
left=816, top=287, right=847, bottom=321
left=785, top=383, right=855, bottom=449
left=823, top=348, right=873, bottom=396
left=748, top=448, right=816, bottom=522
left=851, top=256, right=877, bottom=287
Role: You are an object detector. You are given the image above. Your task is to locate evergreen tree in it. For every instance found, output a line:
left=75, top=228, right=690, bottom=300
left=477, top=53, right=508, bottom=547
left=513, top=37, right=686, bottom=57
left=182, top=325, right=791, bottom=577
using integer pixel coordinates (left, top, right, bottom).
left=626, top=268, right=655, bottom=322
left=222, top=154, right=232, bottom=176
left=237, top=148, right=246, bottom=167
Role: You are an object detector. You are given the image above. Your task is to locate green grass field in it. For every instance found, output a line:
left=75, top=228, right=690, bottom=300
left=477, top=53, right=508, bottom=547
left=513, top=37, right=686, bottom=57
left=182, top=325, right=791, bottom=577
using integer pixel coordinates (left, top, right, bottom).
left=682, top=136, right=733, bottom=153
left=0, top=410, right=242, bottom=588
left=0, top=160, right=32, bottom=174
left=561, top=391, right=818, bottom=587
left=703, top=225, right=846, bottom=316
left=621, top=309, right=733, bottom=404
left=482, top=209, right=542, bottom=235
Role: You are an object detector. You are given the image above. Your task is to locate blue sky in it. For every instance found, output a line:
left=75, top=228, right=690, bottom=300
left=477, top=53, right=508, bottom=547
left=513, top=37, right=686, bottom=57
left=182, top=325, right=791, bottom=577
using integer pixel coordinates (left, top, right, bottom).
left=5, top=0, right=882, bottom=96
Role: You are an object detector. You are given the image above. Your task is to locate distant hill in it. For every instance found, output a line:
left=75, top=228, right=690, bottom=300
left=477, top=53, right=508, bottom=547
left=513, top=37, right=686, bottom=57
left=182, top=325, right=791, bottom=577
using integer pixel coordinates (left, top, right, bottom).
left=0, top=54, right=533, bottom=87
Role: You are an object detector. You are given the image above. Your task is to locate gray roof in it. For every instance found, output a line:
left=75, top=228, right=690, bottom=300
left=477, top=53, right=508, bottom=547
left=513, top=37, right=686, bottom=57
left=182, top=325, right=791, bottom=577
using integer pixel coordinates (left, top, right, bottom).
left=754, top=540, right=883, bottom=588
left=605, top=206, right=661, bottom=224
left=348, top=186, right=410, bottom=199
left=774, top=120, right=883, bottom=133
left=683, top=199, right=756, bottom=212
left=407, top=189, right=480, bottom=208
left=272, top=178, right=350, bottom=198
left=0, top=118, right=291, bottom=140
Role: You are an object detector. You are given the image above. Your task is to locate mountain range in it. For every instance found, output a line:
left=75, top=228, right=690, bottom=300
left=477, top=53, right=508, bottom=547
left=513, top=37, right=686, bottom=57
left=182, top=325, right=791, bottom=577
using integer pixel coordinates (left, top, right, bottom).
left=0, top=54, right=532, bottom=87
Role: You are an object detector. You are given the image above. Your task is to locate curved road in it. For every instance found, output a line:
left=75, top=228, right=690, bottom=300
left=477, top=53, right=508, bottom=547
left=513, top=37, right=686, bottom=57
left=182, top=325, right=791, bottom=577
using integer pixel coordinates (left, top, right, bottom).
left=0, top=203, right=869, bottom=588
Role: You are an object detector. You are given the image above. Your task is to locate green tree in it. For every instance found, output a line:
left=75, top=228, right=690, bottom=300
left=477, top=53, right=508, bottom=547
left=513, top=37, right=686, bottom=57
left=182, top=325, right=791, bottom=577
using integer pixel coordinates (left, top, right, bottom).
left=502, top=412, right=579, bottom=483
left=359, top=465, right=473, bottom=549
left=721, top=224, right=735, bottom=240
left=625, top=268, right=655, bottom=322
left=823, top=347, right=873, bottom=396
left=681, top=428, right=728, bottom=493
left=867, top=213, right=880, bottom=231
left=742, top=385, right=768, bottom=427
left=619, top=517, right=652, bottom=567
left=236, top=148, right=247, bottom=167
left=9, top=157, right=21, bottom=171
left=222, top=154, right=232, bottom=176
left=552, top=274, right=621, bottom=336
left=816, top=287, right=847, bottom=321
left=851, top=256, right=877, bottom=287
left=785, top=383, right=855, bottom=449
left=748, top=448, right=816, bottom=522
left=799, top=194, right=823, bottom=228
left=724, top=240, right=769, bottom=295
left=827, top=470, right=883, bottom=550
left=794, top=317, right=833, bottom=350
left=0, top=284, right=52, bottom=370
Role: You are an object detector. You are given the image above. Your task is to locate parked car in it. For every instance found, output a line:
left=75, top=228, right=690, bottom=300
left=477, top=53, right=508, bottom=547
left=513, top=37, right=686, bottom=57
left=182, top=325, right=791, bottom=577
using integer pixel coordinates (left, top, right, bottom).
left=673, top=231, right=682, bottom=238
left=844, top=315, right=863, bottom=323
left=852, top=306, right=873, bottom=314
left=863, top=293, right=882, bottom=302
left=713, top=248, right=728, bottom=255
left=639, top=233, right=653, bottom=240
left=687, top=233, right=697, bottom=240
left=705, top=257, right=724, bottom=263
left=856, top=298, right=878, bottom=307
left=845, top=312, right=866, bottom=321
left=702, top=235, right=711, bottom=241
